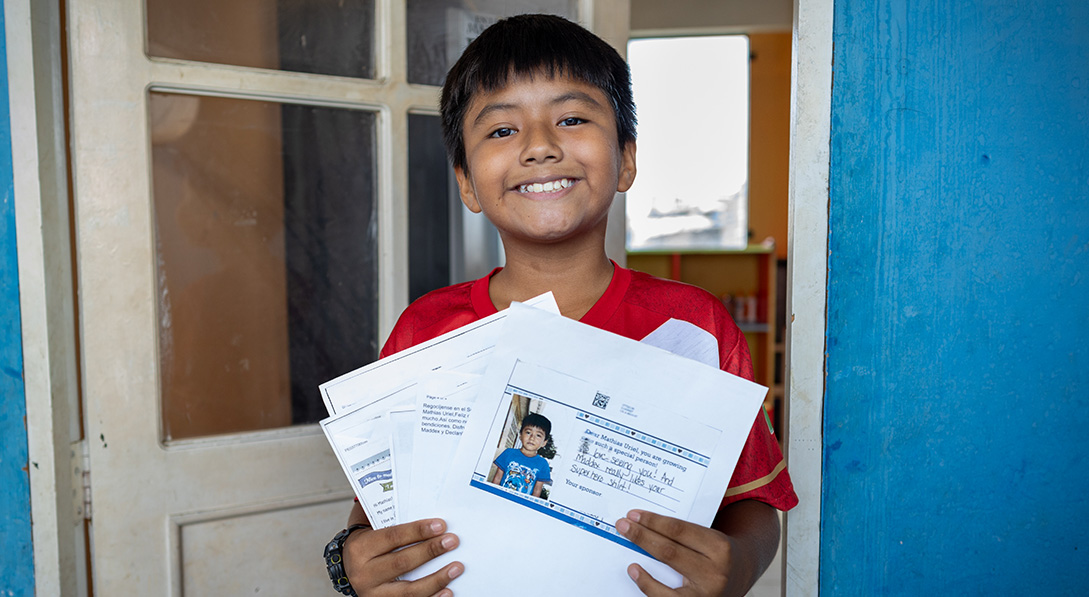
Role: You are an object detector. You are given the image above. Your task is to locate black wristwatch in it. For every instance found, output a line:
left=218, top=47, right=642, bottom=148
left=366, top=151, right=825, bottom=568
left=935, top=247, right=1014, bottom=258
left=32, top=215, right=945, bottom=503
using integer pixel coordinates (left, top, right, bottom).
left=324, top=524, right=369, bottom=595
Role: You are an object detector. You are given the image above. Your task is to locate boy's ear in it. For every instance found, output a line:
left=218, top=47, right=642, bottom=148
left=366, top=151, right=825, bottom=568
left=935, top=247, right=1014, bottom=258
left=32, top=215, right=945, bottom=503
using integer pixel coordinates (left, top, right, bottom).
left=454, top=166, right=483, bottom=213
left=617, top=141, right=637, bottom=193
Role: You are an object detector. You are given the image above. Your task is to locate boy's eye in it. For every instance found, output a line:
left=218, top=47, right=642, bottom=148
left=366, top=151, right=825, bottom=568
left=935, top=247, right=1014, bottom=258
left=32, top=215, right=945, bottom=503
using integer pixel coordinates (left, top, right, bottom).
left=559, top=117, right=586, bottom=127
left=489, top=127, right=515, bottom=138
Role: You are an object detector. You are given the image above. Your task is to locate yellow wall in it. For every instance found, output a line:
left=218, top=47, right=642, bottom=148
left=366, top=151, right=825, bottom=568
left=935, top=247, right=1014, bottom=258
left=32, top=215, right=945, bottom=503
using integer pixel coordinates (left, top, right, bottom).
left=747, top=33, right=792, bottom=260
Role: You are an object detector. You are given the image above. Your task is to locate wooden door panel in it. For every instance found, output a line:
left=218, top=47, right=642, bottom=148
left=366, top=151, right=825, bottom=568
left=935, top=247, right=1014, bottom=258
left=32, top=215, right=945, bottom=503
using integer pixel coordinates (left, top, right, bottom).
left=175, top=497, right=348, bottom=595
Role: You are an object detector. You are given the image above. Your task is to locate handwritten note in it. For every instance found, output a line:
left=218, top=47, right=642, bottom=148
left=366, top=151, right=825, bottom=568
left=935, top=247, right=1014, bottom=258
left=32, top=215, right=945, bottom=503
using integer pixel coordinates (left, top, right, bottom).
left=569, top=428, right=692, bottom=512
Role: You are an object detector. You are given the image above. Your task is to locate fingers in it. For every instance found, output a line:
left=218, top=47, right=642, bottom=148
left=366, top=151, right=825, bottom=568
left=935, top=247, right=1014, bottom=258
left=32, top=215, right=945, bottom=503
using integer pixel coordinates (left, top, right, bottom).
left=354, top=519, right=449, bottom=561
left=383, top=560, right=464, bottom=597
left=626, top=563, right=673, bottom=597
left=626, top=510, right=723, bottom=555
left=616, top=511, right=704, bottom=568
left=617, top=510, right=736, bottom=596
left=344, top=518, right=462, bottom=595
left=348, top=561, right=462, bottom=597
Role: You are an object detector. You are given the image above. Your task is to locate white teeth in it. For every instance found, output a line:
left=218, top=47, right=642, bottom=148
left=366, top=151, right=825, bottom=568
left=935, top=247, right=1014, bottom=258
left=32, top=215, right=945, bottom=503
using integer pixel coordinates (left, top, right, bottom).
left=519, top=178, right=572, bottom=193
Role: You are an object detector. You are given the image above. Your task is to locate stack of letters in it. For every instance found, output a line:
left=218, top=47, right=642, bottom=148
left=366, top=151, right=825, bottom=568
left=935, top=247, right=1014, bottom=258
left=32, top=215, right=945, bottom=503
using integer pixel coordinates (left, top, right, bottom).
left=319, top=294, right=767, bottom=595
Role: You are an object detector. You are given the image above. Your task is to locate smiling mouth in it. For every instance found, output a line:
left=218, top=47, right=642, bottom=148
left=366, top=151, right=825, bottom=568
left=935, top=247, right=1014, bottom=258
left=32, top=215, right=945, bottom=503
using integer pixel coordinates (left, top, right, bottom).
left=518, top=178, right=574, bottom=194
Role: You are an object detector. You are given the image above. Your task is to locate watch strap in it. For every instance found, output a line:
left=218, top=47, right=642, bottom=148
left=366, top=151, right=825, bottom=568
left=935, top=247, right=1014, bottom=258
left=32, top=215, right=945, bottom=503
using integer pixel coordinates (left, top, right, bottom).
left=324, top=524, right=369, bottom=595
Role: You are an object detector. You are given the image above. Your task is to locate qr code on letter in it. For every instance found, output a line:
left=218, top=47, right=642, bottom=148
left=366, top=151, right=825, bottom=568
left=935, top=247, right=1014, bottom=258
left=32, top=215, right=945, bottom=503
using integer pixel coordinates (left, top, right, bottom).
left=592, top=392, right=610, bottom=410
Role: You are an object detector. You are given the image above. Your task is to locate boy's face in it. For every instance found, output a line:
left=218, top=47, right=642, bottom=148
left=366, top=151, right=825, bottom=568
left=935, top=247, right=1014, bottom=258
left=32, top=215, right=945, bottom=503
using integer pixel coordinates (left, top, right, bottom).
left=454, top=73, right=637, bottom=247
left=519, top=425, right=548, bottom=456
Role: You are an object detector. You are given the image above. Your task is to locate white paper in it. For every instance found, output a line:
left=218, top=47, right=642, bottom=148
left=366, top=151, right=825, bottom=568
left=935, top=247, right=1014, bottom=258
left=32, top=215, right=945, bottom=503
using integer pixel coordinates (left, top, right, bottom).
left=402, top=371, right=482, bottom=523
left=388, top=408, right=416, bottom=523
left=320, top=293, right=559, bottom=527
left=411, top=304, right=768, bottom=594
left=320, top=387, right=412, bottom=528
left=640, top=318, right=720, bottom=368
left=320, top=292, right=560, bottom=415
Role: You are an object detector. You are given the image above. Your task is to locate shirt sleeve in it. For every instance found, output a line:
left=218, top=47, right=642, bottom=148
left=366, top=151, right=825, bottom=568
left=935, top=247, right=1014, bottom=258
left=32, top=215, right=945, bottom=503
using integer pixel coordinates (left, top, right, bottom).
left=493, top=449, right=513, bottom=472
left=719, top=325, right=798, bottom=511
left=536, top=456, right=552, bottom=483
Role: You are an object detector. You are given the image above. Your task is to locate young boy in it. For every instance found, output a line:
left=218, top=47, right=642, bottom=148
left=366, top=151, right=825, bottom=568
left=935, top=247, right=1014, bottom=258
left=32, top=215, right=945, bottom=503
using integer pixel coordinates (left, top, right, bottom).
left=489, top=413, right=553, bottom=497
left=331, top=13, right=797, bottom=597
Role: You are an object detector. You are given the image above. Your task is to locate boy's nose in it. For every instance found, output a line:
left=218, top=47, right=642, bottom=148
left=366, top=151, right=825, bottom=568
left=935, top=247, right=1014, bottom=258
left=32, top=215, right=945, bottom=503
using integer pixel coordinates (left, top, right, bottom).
left=519, top=125, right=563, bottom=164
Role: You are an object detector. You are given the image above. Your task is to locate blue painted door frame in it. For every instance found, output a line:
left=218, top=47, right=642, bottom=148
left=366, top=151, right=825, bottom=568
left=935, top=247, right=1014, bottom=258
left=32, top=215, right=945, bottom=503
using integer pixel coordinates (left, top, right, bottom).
left=0, top=0, right=36, bottom=592
left=824, top=0, right=1089, bottom=593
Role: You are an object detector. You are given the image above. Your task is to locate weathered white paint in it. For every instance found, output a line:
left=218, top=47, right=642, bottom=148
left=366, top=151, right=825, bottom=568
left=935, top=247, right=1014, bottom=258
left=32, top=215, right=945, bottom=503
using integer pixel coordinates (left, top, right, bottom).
left=8, top=0, right=88, bottom=594
left=174, top=492, right=350, bottom=592
left=379, top=0, right=411, bottom=342
left=63, top=1, right=629, bottom=594
left=784, top=0, right=833, bottom=595
left=64, top=0, right=400, bottom=592
left=173, top=496, right=351, bottom=596
left=584, top=0, right=631, bottom=267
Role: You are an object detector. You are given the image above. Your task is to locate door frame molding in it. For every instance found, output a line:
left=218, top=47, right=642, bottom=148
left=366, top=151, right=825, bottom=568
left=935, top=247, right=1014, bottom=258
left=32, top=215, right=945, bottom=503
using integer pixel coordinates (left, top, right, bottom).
left=784, top=0, right=832, bottom=595
left=9, top=0, right=89, bottom=594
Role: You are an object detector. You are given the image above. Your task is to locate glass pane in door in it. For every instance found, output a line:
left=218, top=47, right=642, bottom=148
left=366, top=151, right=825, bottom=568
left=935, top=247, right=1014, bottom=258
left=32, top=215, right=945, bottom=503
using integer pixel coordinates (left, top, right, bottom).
left=407, top=112, right=504, bottom=290
left=150, top=91, right=378, bottom=441
left=406, top=0, right=578, bottom=86
left=408, top=113, right=452, bottom=302
left=146, top=0, right=376, bottom=79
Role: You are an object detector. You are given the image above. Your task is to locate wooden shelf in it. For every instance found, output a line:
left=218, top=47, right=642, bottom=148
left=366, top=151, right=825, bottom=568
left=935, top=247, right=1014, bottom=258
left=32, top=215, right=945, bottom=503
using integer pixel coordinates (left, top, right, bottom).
left=627, top=242, right=784, bottom=436
left=628, top=243, right=777, bottom=256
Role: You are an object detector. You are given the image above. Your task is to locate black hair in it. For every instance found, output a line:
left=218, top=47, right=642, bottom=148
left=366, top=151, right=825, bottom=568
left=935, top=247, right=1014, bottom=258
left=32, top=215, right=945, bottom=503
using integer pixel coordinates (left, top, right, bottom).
left=440, top=13, right=637, bottom=172
left=520, top=412, right=552, bottom=438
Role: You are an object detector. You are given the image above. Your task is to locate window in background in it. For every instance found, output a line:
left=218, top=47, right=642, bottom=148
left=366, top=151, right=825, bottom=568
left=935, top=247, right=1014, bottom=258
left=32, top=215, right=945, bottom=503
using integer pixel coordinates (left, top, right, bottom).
left=146, top=0, right=376, bottom=78
left=626, top=36, right=750, bottom=251
left=149, top=92, right=378, bottom=439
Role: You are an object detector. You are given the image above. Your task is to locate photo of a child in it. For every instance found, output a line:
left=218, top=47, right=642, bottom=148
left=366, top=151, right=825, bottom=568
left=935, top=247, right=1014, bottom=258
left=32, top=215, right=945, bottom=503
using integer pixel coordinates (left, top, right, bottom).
left=489, top=403, right=555, bottom=499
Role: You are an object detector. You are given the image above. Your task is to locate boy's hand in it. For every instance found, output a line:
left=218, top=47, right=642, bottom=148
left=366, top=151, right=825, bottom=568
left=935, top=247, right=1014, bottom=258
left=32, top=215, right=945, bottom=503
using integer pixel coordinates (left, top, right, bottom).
left=343, top=517, right=463, bottom=597
left=615, top=501, right=780, bottom=597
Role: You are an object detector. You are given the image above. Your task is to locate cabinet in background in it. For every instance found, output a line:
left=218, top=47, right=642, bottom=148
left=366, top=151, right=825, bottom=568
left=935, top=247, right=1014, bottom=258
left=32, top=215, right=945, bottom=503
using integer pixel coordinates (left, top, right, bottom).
left=627, top=243, right=783, bottom=435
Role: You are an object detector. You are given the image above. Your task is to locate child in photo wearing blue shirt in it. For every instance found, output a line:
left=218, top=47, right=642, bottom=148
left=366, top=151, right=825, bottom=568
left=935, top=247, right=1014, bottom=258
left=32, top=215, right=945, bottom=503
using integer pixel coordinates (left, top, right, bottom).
left=490, top=413, right=553, bottom=498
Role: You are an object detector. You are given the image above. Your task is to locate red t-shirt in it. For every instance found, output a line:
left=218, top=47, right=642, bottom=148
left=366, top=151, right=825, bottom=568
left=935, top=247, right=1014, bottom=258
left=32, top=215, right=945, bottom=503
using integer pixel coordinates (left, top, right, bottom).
left=381, top=264, right=799, bottom=512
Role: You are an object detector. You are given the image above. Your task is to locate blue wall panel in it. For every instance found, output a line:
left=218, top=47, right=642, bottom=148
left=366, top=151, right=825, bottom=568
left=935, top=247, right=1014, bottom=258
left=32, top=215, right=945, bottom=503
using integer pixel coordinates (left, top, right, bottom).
left=825, top=0, right=1088, bottom=592
left=0, top=0, right=35, bottom=592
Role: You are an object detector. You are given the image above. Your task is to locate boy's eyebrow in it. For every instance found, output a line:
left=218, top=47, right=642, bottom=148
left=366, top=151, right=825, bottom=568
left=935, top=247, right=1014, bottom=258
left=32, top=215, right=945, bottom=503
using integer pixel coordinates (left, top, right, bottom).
left=472, top=102, right=517, bottom=126
left=549, top=90, right=604, bottom=109
left=471, top=90, right=605, bottom=126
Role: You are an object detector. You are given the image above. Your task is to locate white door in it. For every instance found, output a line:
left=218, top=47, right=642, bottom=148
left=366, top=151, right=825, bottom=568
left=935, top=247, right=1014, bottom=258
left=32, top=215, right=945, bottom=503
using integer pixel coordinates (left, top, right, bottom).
left=66, top=1, right=625, bottom=594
